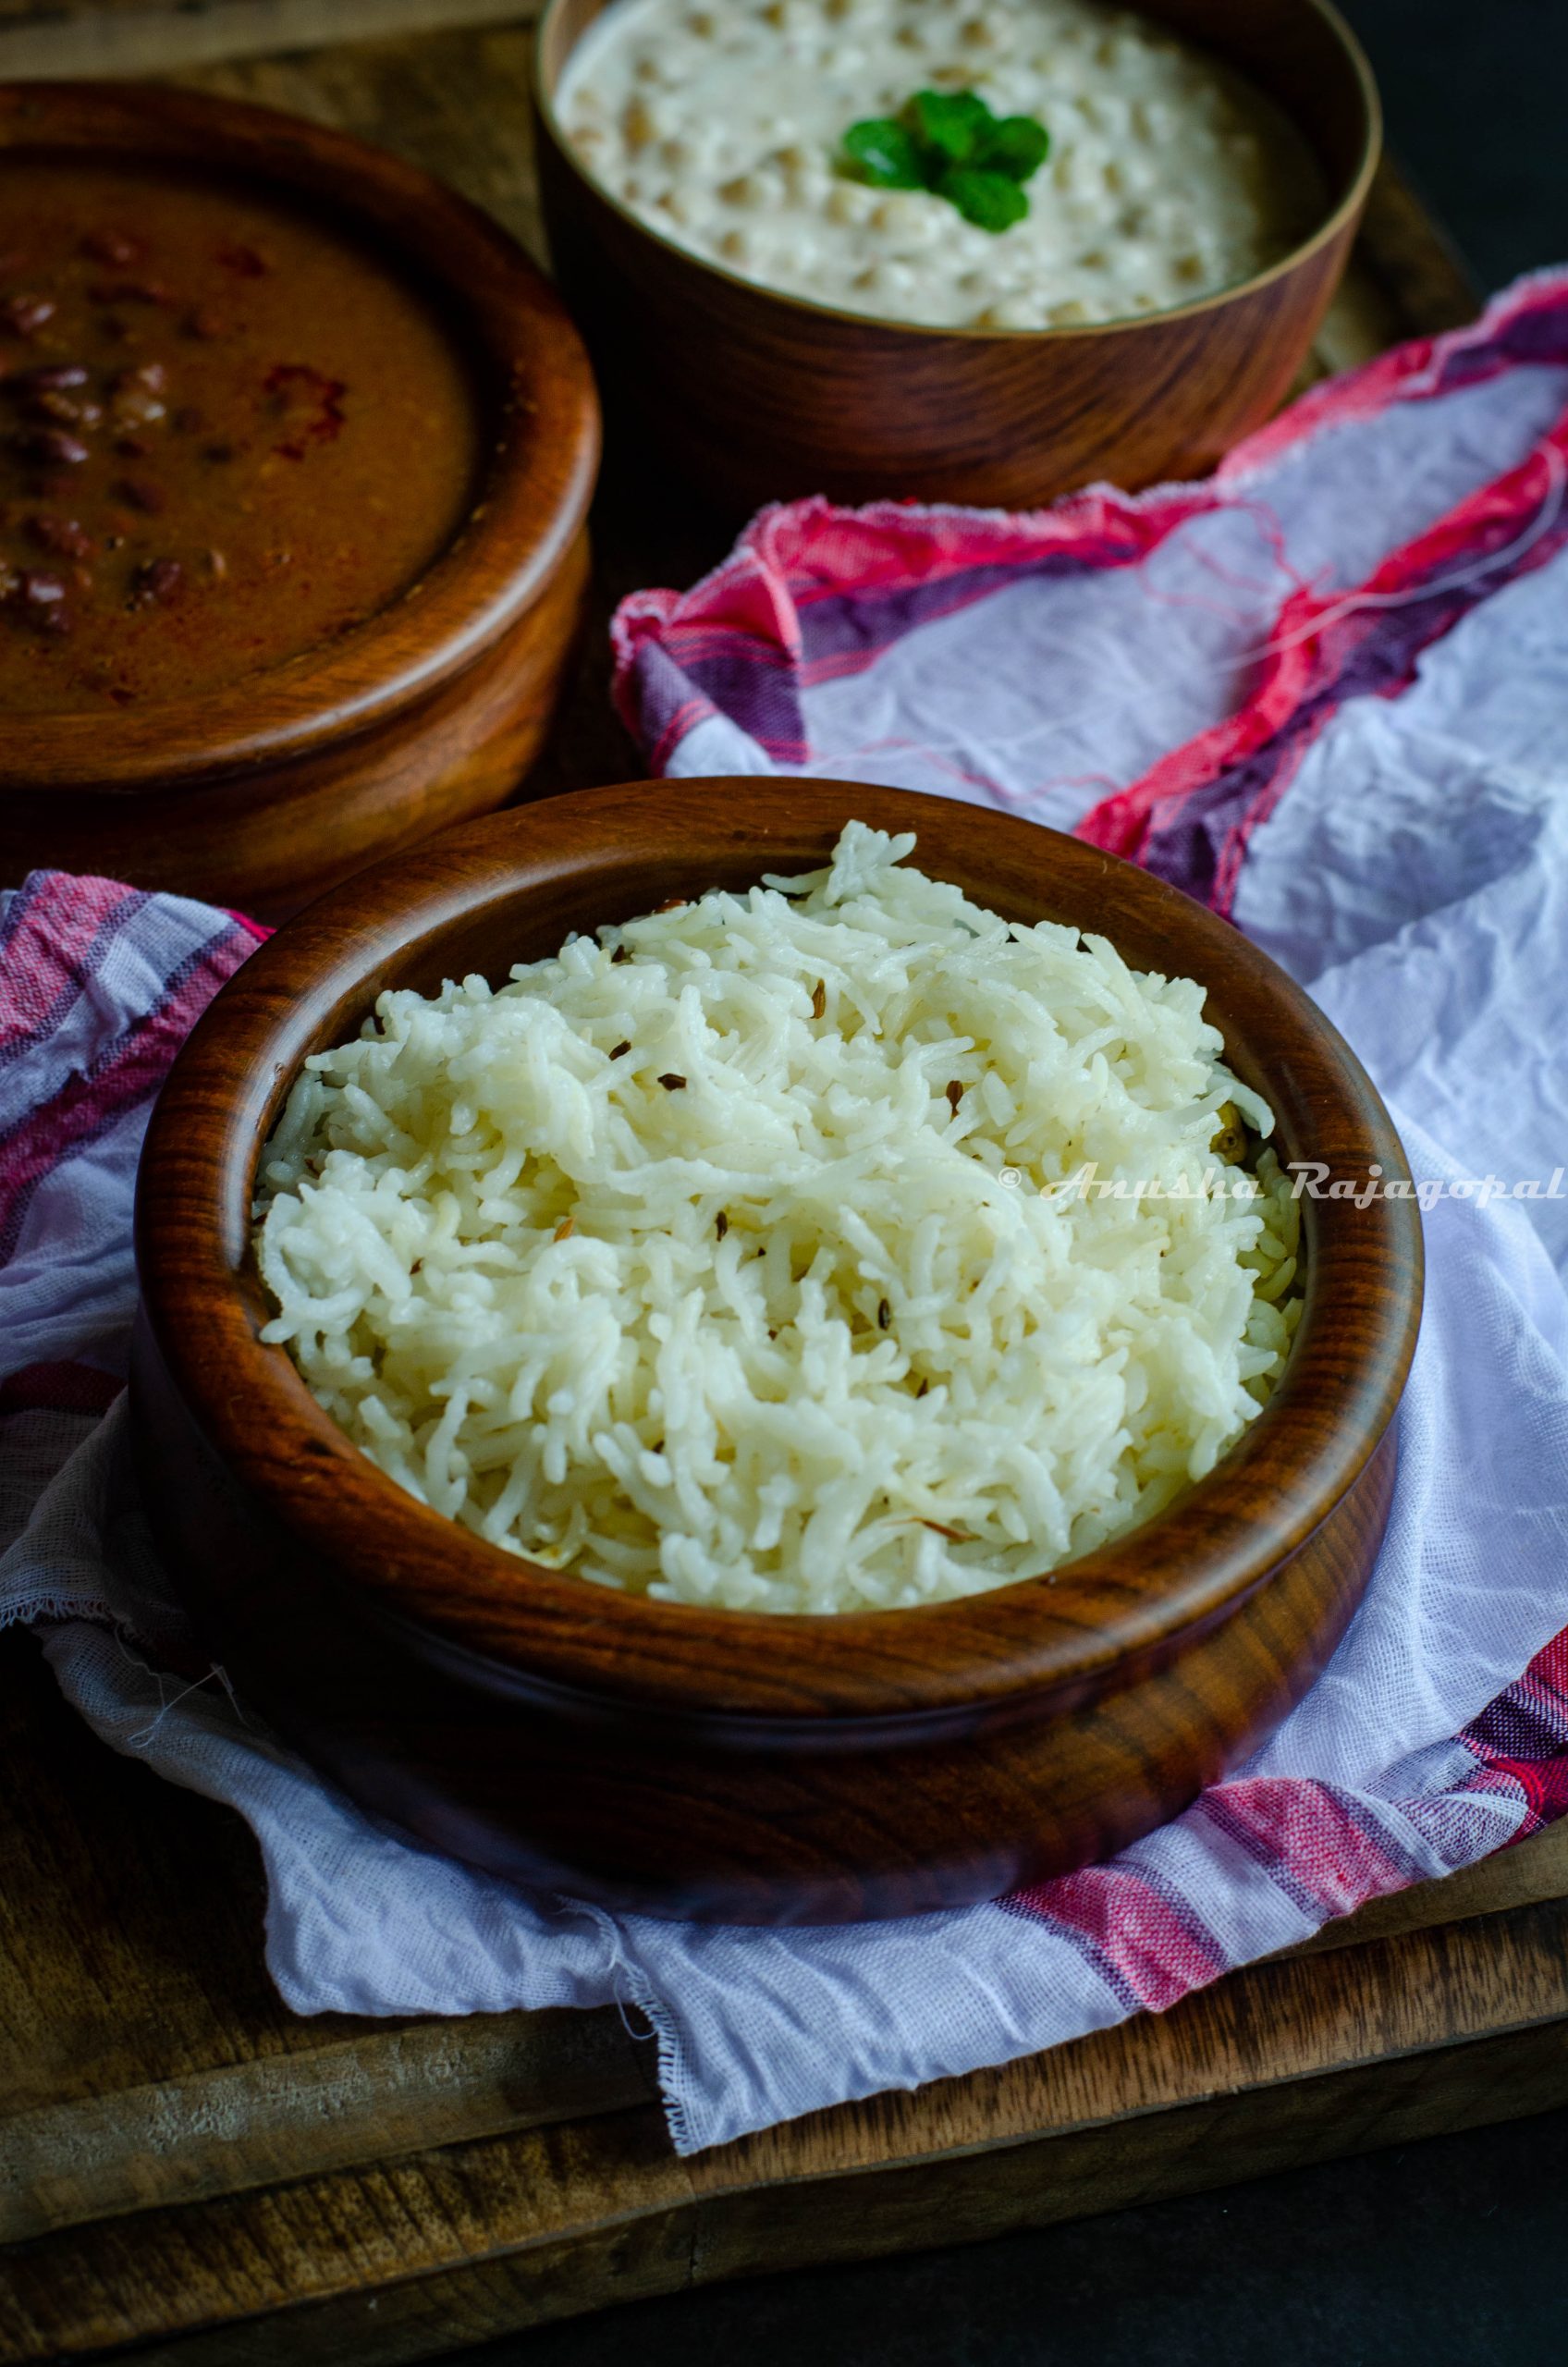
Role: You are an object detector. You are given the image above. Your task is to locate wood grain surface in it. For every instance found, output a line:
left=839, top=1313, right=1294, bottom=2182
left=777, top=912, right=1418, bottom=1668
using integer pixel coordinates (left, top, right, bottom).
left=0, top=4, right=527, bottom=80
left=0, top=6, right=1514, bottom=2361
left=5, top=1626, right=1568, bottom=2367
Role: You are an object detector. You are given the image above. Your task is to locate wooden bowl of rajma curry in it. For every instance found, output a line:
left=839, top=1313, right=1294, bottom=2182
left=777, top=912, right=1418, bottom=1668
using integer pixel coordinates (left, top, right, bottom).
left=0, top=83, right=599, bottom=918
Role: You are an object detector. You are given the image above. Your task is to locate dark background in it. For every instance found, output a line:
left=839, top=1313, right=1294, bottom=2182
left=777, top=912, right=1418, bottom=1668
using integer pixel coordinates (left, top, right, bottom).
left=451, top=6, right=1568, bottom=2362
left=1346, top=0, right=1568, bottom=289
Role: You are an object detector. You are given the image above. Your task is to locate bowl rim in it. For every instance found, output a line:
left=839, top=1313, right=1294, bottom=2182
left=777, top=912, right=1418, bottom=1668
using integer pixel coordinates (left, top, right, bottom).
left=0, top=80, right=601, bottom=792
left=134, top=779, right=1423, bottom=1726
left=533, top=0, right=1382, bottom=344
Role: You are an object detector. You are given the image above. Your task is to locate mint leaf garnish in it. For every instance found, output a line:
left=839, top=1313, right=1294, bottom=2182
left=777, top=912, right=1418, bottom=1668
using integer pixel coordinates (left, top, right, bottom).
left=939, top=166, right=1031, bottom=233
left=975, top=114, right=1050, bottom=181
left=842, top=117, right=925, bottom=189
left=903, top=89, right=994, bottom=166
left=840, top=87, right=1049, bottom=234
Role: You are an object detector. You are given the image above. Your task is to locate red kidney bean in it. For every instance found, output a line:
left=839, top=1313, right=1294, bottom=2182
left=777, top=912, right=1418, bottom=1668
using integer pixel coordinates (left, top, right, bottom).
left=14, top=428, right=90, bottom=465
left=110, top=388, right=167, bottom=430
left=25, top=390, right=98, bottom=426
left=11, top=363, right=89, bottom=394
left=132, top=557, right=182, bottom=604
left=0, top=294, right=57, bottom=337
left=88, top=278, right=175, bottom=307
left=27, top=515, right=96, bottom=559
left=116, top=477, right=166, bottom=513
left=80, top=230, right=144, bottom=267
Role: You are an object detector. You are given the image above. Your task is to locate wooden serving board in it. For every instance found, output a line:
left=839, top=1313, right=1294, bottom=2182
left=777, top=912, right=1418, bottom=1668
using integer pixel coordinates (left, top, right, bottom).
left=0, top=7, right=1539, bottom=2363
left=6, top=1623, right=1568, bottom=2367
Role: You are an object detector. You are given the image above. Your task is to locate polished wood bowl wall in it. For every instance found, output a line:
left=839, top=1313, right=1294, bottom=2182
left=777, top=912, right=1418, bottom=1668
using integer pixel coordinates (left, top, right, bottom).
left=533, top=0, right=1380, bottom=516
left=0, top=84, right=600, bottom=919
left=130, top=781, right=1422, bottom=1925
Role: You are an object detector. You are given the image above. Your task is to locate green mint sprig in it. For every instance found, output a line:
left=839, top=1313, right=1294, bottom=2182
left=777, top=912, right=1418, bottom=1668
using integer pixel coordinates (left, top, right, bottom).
left=842, top=89, right=1050, bottom=233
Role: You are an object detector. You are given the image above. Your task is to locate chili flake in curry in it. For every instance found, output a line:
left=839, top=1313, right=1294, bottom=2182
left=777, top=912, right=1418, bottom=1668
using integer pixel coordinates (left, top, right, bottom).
left=0, top=158, right=483, bottom=714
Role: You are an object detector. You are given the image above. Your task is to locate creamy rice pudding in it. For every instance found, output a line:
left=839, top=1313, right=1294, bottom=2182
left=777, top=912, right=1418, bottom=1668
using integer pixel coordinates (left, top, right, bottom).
left=557, top=0, right=1328, bottom=329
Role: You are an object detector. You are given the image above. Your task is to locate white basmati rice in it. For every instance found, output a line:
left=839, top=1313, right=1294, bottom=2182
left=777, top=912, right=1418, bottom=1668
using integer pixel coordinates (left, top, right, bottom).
left=255, top=823, right=1302, bottom=1614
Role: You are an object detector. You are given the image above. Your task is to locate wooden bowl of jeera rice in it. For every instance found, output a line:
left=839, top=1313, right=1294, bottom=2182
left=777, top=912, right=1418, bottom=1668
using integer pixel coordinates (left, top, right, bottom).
left=0, top=83, right=598, bottom=918
left=533, top=0, right=1379, bottom=514
left=129, top=781, right=1421, bottom=1925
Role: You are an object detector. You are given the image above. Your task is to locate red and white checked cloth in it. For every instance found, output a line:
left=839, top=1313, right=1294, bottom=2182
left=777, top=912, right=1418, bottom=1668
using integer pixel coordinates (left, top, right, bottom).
left=5, top=275, right=1568, bottom=2156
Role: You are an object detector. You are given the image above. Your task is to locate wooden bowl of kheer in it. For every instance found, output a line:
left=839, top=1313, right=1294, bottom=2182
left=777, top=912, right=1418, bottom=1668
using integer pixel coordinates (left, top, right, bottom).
left=534, top=0, right=1379, bottom=513
left=130, top=779, right=1422, bottom=1925
left=0, top=83, right=599, bottom=918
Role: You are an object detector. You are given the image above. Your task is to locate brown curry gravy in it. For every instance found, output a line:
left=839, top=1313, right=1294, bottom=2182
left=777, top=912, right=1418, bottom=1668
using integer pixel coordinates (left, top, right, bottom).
left=0, top=156, right=483, bottom=715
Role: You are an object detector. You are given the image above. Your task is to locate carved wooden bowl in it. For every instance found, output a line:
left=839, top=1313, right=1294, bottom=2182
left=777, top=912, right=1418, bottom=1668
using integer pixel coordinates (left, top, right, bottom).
left=533, top=0, right=1379, bottom=515
left=0, top=82, right=599, bottom=918
left=130, top=780, right=1422, bottom=1924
